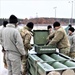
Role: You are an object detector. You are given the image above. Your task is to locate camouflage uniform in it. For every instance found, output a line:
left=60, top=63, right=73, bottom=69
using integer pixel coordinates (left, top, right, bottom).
left=2, top=46, right=7, bottom=68
left=68, top=32, right=75, bottom=59
left=20, top=26, right=32, bottom=75
left=47, top=27, right=70, bottom=56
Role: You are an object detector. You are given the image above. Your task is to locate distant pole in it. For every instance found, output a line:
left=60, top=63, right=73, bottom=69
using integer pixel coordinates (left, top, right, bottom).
left=53, top=7, right=57, bottom=20
left=69, top=1, right=74, bottom=24
left=71, top=1, right=73, bottom=24
left=36, top=12, right=38, bottom=29
left=36, top=13, right=38, bottom=24
left=36, top=13, right=38, bottom=18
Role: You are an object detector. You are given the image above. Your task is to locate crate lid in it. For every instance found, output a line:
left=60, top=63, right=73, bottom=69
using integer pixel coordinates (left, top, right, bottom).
left=33, top=30, right=49, bottom=45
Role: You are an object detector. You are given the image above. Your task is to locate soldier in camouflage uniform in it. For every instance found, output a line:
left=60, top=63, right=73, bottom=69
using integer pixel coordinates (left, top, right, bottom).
left=68, top=27, right=75, bottom=59
left=0, top=21, right=8, bottom=68
left=20, top=22, right=34, bottom=75
left=47, top=25, right=54, bottom=34
left=47, top=21, right=70, bottom=56
left=65, top=24, right=72, bottom=34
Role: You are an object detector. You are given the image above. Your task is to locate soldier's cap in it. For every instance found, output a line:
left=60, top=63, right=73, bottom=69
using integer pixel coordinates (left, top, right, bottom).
left=69, top=27, right=74, bottom=32
left=9, top=14, right=18, bottom=24
left=3, top=21, right=8, bottom=27
left=26, top=22, right=34, bottom=29
left=53, top=21, right=60, bottom=28
left=47, top=25, right=52, bottom=29
left=68, top=24, right=72, bottom=27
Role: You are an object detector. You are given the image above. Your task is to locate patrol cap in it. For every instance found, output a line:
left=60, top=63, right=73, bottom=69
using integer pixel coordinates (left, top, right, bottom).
left=53, top=21, right=60, bottom=28
left=3, top=20, right=8, bottom=27
left=68, top=24, right=72, bottom=28
left=47, top=25, right=52, bottom=29
left=69, top=27, right=74, bottom=32
left=26, top=22, right=34, bottom=29
left=9, top=14, right=18, bottom=24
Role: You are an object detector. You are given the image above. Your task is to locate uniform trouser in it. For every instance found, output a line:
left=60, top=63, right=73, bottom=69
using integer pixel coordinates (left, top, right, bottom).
left=59, top=47, right=70, bottom=56
left=3, top=52, right=7, bottom=68
left=22, top=51, right=28, bottom=75
left=69, top=52, right=75, bottom=59
left=5, top=51, right=22, bottom=75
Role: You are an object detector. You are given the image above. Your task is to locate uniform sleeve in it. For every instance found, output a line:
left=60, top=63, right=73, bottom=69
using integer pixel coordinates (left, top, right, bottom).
left=15, top=30, right=26, bottom=55
left=71, top=35, right=75, bottom=49
left=48, top=31, right=64, bottom=45
left=47, top=32, right=55, bottom=40
left=24, top=34, right=32, bottom=50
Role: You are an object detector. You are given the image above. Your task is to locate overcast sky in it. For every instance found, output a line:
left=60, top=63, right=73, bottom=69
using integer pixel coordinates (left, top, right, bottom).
left=0, top=0, right=75, bottom=19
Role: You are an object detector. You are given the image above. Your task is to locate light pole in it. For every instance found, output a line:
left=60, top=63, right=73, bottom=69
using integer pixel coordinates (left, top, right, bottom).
left=69, top=1, right=74, bottom=24
left=53, top=7, right=57, bottom=19
left=36, top=13, right=38, bottom=18
left=36, top=13, right=38, bottom=24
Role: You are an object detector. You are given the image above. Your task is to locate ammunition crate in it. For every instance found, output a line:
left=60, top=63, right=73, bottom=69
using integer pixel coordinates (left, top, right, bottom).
left=28, top=52, right=75, bottom=75
left=35, top=45, right=56, bottom=54
left=28, top=30, right=75, bottom=75
left=33, top=30, right=56, bottom=54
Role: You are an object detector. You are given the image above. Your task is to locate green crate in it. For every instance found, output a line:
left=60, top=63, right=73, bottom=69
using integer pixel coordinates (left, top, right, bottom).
left=28, top=54, right=54, bottom=75
left=33, top=30, right=49, bottom=45
left=33, top=30, right=56, bottom=53
left=28, top=53, right=75, bottom=75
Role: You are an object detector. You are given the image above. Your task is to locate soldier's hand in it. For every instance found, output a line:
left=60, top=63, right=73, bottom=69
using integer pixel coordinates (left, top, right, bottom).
left=21, top=54, right=28, bottom=60
left=25, top=54, right=28, bottom=58
left=21, top=55, right=25, bottom=60
left=29, top=47, right=33, bottom=50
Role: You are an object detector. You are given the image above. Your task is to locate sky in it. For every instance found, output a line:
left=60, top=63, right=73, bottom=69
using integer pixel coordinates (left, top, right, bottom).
left=0, top=0, right=75, bottom=19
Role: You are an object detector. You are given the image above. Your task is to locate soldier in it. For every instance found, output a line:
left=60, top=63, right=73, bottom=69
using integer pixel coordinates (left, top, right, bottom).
left=0, top=21, right=8, bottom=44
left=2, top=15, right=26, bottom=75
left=20, top=22, right=34, bottom=75
left=47, top=25, right=53, bottom=34
left=46, top=25, right=54, bottom=45
left=65, top=24, right=72, bottom=34
left=0, top=21, right=8, bottom=68
left=68, top=27, right=75, bottom=59
left=47, top=21, right=70, bottom=56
